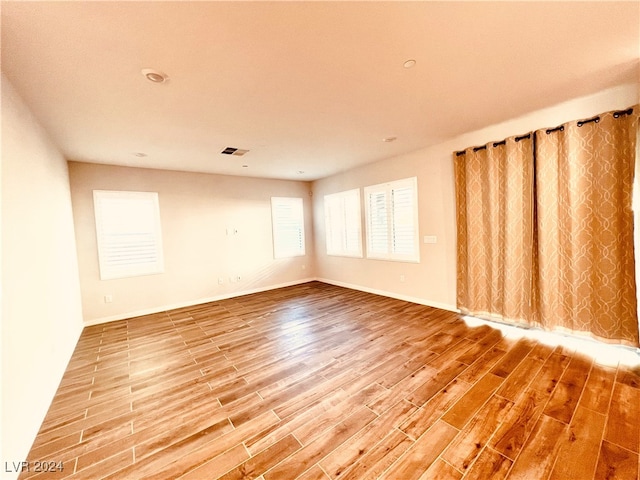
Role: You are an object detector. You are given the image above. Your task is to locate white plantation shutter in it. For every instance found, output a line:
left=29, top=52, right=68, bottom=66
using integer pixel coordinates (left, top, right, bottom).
left=325, top=189, right=362, bottom=257
left=364, top=177, right=419, bottom=262
left=325, top=194, right=343, bottom=254
left=343, top=190, right=362, bottom=255
left=93, top=190, right=164, bottom=280
left=271, top=197, right=305, bottom=258
left=391, top=186, right=415, bottom=255
left=367, top=190, right=388, bottom=256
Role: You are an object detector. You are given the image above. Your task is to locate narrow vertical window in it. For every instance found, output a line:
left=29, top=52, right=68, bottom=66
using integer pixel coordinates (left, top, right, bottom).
left=364, top=177, right=419, bottom=262
left=324, top=189, right=363, bottom=257
left=271, top=197, right=305, bottom=258
left=93, top=190, right=164, bottom=280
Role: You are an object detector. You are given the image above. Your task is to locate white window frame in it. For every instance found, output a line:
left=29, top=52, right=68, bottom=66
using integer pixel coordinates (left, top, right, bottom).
left=324, top=188, right=363, bottom=258
left=271, top=197, right=305, bottom=259
left=364, top=177, right=420, bottom=262
left=93, top=190, right=164, bottom=280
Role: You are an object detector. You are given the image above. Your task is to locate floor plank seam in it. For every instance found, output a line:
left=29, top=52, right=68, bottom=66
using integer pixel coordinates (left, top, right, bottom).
left=17, top=283, right=640, bottom=479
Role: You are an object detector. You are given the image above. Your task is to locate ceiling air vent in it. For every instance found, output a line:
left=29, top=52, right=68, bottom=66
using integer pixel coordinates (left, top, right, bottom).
left=221, top=147, right=249, bottom=156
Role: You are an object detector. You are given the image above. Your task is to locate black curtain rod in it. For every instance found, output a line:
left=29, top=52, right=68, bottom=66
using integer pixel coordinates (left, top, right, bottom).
left=544, top=107, right=633, bottom=133
left=545, top=125, right=564, bottom=135
left=577, top=116, right=600, bottom=127
left=456, top=106, right=633, bottom=157
left=614, top=107, right=634, bottom=118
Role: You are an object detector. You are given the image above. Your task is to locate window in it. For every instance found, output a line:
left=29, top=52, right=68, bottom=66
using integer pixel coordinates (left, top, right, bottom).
left=93, top=190, right=164, bottom=280
left=324, top=189, right=363, bottom=257
left=271, top=197, right=305, bottom=258
left=364, top=177, right=419, bottom=262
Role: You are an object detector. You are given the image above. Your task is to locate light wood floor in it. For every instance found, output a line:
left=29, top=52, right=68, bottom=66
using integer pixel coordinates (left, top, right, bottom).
left=20, top=281, right=640, bottom=479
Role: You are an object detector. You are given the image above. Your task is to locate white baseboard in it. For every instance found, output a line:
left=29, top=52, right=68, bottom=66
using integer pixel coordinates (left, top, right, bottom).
left=83, top=277, right=317, bottom=326
left=84, top=277, right=458, bottom=327
left=315, top=277, right=459, bottom=313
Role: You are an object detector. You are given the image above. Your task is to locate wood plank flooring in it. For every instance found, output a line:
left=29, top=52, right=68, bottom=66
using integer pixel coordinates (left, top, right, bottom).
left=18, top=281, right=640, bottom=479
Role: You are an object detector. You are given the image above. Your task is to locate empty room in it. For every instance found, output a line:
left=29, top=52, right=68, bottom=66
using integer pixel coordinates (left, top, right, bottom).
left=2, top=1, right=640, bottom=479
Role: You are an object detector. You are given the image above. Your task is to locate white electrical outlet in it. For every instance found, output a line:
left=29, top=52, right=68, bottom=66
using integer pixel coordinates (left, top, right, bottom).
left=218, top=277, right=224, bottom=285
left=423, top=235, right=437, bottom=244
left=400, top=275, right=405, bottom=282
left=104, top=295, right=113, bottom=303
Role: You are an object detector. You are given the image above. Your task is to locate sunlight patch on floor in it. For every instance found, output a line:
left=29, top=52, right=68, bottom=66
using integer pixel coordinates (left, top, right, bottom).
left=463, top=315, right=640, bottom=368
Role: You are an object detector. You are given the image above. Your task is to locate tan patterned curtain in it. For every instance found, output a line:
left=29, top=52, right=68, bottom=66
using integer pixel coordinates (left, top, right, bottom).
left=454, top=106, right=639, bottom=347
left=454, top=135, right=535, bottom=325
left=535, top=109, right=639, bottom=345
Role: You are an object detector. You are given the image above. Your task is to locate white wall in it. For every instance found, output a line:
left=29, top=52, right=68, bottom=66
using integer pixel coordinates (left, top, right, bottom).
left=1, top=76, right=637, bottom=475
left=312, top=83, right=640, bottom=311
left=68, top=162, right=315, bottom=324
left=1, top=76, right=84, bottom=476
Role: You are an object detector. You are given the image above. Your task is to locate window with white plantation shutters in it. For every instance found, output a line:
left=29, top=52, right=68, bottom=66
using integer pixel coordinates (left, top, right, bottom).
left=271, top=197, right=305, bottom=258
left=325, top=189, right=363, bottom=257
left=93, top=190, right=164, bottom=280
left=364, top=177, right=419, bottom=262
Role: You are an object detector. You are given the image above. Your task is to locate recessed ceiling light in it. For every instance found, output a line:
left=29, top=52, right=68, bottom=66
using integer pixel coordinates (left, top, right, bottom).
left=403, top=59, right=416, bottom=69
left=382, top=136, right=397, bottom=143
left=133, top=152, right=148, bottom=157
left=141, top=68, right=168, bottom=84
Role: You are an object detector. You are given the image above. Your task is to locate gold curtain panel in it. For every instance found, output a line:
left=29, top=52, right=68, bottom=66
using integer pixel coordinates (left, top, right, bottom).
left=454, top=106, right=640, bottom=347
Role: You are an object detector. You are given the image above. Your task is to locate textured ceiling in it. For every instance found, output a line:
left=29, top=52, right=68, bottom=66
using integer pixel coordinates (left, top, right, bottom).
left=2, top=1, right=639, bottom=180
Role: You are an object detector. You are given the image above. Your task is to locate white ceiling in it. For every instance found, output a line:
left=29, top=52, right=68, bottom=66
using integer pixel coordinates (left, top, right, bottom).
left=2, top=1, right=639, bottom=181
